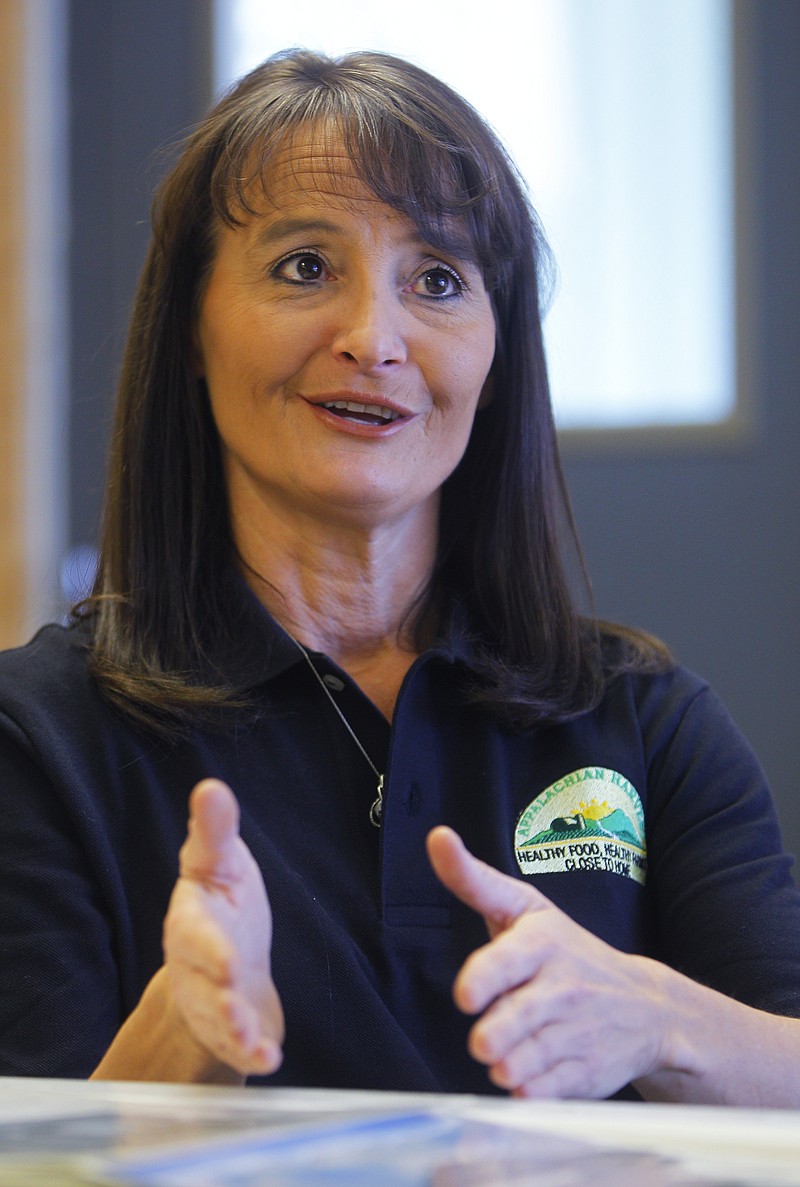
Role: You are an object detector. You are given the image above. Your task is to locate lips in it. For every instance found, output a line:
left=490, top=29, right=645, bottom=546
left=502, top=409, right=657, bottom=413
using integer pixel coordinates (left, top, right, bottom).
left=304, top=391, right=412, bottom=429
left=322, top=399, right=402, bottom=425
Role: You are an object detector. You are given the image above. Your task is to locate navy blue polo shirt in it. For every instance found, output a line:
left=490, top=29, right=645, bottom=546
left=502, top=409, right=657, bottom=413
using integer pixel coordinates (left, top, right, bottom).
left=0, top=589, right=799, bottom=1090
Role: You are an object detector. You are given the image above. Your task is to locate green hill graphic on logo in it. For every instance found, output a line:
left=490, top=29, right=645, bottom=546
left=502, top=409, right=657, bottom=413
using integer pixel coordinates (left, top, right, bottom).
left=514, top=767, right=647, bottom=885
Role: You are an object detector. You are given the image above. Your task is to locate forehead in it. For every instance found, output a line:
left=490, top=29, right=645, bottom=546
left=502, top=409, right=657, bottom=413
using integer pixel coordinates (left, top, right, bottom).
left=229, top=124, right=479, bottom=263
left=246, top=126, right=383, bottom=214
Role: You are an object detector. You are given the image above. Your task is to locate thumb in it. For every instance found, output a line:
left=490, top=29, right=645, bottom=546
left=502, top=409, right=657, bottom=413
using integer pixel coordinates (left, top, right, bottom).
left=181, top=779, right=241, bottom=881
left=427, top=826, right=549, bottom=935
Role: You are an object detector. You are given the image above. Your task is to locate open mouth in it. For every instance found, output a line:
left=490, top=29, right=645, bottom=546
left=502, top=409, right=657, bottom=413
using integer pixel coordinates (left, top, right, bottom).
left=322, top=400, right=402, bottom=426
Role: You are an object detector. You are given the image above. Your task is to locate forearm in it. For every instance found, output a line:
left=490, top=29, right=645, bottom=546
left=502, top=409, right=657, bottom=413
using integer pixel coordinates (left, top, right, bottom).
left=635, top=959, right=800, bottom=1107
left=90, top=967, right=243, bottom=1085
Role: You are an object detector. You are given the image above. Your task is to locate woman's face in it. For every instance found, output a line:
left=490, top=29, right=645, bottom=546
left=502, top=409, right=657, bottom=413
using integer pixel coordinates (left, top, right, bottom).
left=194, top=132, right=496, bottom=537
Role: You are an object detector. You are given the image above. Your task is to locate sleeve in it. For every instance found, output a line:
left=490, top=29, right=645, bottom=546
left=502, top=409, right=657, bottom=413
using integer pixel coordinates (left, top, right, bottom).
left=643, top=678, right=800, bottom=1017
left=0, top=714, right=125, bottom=1076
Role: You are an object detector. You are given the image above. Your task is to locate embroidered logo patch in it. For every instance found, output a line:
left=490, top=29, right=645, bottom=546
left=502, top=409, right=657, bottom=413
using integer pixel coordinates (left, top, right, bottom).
left=514, top=767, right=647, bottom=884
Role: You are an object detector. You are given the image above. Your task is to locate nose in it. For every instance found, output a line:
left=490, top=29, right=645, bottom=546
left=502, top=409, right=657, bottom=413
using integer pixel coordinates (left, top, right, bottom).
left=331, top=283, right=407, bottom=371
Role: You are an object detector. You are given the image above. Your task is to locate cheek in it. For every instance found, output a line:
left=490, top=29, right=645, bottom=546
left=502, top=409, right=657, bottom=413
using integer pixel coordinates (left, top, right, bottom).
left=211, top=311, right=331, bottom=397
left=447, top=327, right=496, bottom=411
left=461, top=304, right=497, bottom=385
left=199, top=324, right=274, bottom=405
left=199, top=331, right=265, bottom=440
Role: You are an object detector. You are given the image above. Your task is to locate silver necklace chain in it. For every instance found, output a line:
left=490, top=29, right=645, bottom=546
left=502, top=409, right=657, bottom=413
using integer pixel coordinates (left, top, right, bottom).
left=289, top=634, right=384, bottom=827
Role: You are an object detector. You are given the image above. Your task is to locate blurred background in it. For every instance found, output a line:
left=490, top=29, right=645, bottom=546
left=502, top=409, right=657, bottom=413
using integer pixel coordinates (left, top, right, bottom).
left=1, top=0, right=798, bottom=856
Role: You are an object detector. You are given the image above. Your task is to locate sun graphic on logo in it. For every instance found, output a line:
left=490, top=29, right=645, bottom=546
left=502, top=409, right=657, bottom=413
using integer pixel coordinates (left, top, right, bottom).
left=578, top=799, right=611, bottom=821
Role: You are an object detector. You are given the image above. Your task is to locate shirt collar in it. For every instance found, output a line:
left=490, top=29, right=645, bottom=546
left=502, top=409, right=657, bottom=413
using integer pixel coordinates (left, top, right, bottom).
left=202, top=573, right=481, bottom=691
left=198, top=574, right=302, bottom=690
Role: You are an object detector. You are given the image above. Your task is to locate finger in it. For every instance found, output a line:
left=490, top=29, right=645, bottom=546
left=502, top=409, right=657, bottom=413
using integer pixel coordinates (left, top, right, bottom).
left=426, top=826, right=548, bottom=934
left=502, top=1018, right=633, bottom=1101
left=476, top=1019, right=586, bottom=1097
left=163, top=882, right=239, bottom=983
left=512, top=1056, right=597, bottom=1100
left=485, top=1031, right=557, bottom=1092
left=467, top=973, right=555, bottom=1064
left=181, top=780, right=241, bottom=881
left=169, top=963, right=282, bottom=1075
left=454, top=911, right=557, bottom=1014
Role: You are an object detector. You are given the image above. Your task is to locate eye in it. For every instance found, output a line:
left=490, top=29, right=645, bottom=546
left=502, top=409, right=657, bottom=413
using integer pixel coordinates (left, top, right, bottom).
left=272, top=251, right=330, bottom=284
left=409, top=265, right=465, bottom=299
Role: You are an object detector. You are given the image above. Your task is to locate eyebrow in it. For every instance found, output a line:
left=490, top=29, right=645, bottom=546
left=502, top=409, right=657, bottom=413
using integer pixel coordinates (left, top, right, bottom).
left=249, top=217, right=343, bottom=249
left=247, top=215, right=476, bottom=257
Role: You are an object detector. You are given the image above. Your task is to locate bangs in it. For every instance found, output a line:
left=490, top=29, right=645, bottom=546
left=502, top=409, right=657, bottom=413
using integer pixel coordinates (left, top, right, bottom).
left=203, top=51, right=531, bottom=295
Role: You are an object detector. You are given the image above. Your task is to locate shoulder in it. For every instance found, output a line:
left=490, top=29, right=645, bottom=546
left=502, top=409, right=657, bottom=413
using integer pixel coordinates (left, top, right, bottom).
left=0, top=621, right=121, bottom=765
left=0, top=619, right=90, bottom=669
left=578, top=631, right=764, bottom=804
left=593, top=651, right=777, bottom=849
left=0, top=621, right=95, bottom=713
left=0, top=619, right=185, bottom=861
left=592, top=622, right=711, bottom=731
left=597, top=641, right=742, bottom=765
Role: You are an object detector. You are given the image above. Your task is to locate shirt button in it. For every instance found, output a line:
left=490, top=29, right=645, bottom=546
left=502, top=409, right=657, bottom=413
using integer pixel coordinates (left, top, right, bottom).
left=322, top=674, right=345, bottom=692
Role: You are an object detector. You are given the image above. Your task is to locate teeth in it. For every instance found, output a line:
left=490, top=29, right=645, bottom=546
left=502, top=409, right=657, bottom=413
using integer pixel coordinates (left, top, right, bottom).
left=323, top=400, right=400, bottom=422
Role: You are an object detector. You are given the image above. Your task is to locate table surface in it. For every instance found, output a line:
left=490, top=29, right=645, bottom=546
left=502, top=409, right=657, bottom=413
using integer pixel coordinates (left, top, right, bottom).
left=0, top=1077, right=798, bottom=1185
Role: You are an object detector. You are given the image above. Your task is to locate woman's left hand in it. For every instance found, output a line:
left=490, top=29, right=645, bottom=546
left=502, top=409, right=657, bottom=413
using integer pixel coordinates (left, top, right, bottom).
left=426, top=826, right=672, bottom=1099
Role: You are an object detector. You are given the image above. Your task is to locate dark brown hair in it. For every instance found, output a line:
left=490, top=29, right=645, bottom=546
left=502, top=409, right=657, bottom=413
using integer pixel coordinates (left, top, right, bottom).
left=81, top=48, right=669, bottom=732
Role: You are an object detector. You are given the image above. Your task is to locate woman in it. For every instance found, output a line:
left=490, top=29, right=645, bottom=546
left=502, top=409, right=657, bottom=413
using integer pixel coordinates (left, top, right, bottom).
left=1, top=49, right=799, bottom=1101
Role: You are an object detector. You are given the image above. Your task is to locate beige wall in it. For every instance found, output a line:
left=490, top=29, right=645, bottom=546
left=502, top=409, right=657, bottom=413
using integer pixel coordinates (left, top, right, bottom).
left=0, top=1, right=28, bottom=646
left=0, top=1, right=66, bottom=648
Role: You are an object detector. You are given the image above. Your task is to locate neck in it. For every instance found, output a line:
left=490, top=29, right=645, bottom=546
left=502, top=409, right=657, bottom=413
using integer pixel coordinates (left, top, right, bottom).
left=232, top=493, right=440, bottom=670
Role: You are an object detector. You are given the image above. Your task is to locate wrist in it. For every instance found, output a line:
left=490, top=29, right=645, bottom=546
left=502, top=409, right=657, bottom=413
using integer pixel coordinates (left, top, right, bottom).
left=92, top=967, right=245, bottom=1085
left=632, top=958, right=728, bottom=1103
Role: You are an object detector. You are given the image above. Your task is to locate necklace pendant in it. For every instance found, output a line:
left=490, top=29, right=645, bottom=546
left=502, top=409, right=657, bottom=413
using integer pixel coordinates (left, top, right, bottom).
left=370, top=774, right=384, bottom=828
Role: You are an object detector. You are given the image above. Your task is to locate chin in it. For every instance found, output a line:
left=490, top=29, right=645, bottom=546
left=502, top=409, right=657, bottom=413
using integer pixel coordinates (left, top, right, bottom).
left=312, top=484, right=438, bottom=529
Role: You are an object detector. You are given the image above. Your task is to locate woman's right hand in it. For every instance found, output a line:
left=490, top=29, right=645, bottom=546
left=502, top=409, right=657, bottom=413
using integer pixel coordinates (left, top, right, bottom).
left=162, top=778, right=285, bottom=1077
